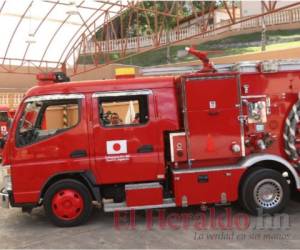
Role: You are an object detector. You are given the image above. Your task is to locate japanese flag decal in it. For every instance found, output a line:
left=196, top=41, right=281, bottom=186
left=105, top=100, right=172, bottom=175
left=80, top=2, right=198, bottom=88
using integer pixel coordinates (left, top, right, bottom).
left=106, top=140, right=127, bottom=155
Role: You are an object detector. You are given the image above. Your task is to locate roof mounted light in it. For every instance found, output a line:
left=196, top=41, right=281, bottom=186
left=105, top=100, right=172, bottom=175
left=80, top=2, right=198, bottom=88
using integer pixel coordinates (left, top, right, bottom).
left=115, top=67, right=136, bottom=79
left=36, top=72, right=70, bottom=85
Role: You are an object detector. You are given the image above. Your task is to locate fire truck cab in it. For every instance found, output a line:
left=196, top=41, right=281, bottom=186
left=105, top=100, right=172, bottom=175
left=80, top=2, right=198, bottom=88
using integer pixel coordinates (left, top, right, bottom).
left=0, top=105, right=14, bottom=138
left=0, top=105, right=15, bottom=157
left=1, top=49, right=300, bottom=227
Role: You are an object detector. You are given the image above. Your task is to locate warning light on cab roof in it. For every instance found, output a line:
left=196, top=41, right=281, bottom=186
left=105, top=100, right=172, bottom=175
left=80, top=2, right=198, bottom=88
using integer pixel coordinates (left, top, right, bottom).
left=36, top=72, right=70, bottom=85
left=115, top=67, right=135, bottom=79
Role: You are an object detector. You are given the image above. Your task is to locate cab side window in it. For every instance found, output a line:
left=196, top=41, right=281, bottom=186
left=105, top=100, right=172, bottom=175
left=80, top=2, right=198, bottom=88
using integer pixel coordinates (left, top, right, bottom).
left=98, top=95, right=149, bottom=127
left=17, top=99, right=80, bottom=147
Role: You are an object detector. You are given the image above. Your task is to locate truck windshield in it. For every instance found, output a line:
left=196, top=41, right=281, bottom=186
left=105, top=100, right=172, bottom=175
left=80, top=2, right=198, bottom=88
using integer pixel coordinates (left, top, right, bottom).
left=19, top=101, right=42, bottom=133
left=0, top=112, right=8, bottom=122
left=17, top=99, right=80, bottom=147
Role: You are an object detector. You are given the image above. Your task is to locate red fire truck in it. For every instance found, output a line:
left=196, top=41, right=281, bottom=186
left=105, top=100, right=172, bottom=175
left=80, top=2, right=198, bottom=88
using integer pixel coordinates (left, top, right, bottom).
left=0, top=105, right=15, bottom=157
left=1, top=48, right=300, bottom=227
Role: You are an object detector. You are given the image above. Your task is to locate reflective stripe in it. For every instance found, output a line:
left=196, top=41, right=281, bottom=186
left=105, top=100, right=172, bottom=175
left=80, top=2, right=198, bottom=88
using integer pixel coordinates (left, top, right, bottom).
left=172, top=164, right=245, bottom=174
left=284, top=98, right=300, bottom=162
left=25, top=94, right=85, bottom=103
left=125, top=182, right=161, bottom=190
left=187, top=75, right=236, bottom=81
left=241, top=95, right=267, bottom=99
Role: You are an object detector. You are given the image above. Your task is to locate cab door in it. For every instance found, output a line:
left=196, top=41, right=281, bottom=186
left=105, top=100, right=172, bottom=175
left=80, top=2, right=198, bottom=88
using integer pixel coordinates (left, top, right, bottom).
left=91, top=90, right=163, bottom=184
left=10, top=94, right=90, bottom=204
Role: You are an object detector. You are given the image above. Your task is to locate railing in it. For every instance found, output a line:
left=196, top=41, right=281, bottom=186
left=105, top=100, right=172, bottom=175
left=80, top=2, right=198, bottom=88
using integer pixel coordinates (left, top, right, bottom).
left=0, top=93, right=24, bottom=108
left=83, top=7, right=300, bottom=54
left=13, top=93, right=24, bottom=108
left=0, top=94, right=9, bottom=106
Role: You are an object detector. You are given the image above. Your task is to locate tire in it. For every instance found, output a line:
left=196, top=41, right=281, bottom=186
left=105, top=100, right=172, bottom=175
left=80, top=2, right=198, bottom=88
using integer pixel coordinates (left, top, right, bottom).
left=44, top=179, right=93, bottom=227
left=240, top=168, right=290, bottom=215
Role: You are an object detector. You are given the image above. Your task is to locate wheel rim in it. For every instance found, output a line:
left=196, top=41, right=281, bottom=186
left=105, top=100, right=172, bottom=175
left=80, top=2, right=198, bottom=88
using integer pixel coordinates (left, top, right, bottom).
left=52, top=189, right=84, bottom=221
left=253, top=179, right=283, bottom=209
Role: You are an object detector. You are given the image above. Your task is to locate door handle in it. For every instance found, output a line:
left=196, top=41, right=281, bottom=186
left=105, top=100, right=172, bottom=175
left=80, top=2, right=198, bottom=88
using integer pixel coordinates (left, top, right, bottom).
left=137, top=144, right=154, bottom=153
left=70, top=150, right=87, bottom=158
left=198, top=175, right=209, bottom=183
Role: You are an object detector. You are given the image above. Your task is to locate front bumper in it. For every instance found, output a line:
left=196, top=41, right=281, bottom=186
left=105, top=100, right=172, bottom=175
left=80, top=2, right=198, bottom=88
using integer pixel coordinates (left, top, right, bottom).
left=0, top=188, right=9, bottom=209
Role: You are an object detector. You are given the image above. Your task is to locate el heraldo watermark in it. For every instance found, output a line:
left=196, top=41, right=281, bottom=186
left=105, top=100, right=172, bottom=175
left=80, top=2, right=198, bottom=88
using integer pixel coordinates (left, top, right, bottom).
left=114, top=207, right=291, bottom=231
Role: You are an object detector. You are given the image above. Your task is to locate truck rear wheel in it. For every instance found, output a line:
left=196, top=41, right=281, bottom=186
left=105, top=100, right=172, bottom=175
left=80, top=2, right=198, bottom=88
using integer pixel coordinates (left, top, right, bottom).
left=44, top=179, right=93, bottom=227
left=240, top=168, right=290, bottom=215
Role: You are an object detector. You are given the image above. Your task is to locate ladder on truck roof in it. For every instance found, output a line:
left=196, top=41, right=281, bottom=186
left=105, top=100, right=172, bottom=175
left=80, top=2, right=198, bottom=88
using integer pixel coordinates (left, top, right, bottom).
left=140, top=60, right=300, bottom=76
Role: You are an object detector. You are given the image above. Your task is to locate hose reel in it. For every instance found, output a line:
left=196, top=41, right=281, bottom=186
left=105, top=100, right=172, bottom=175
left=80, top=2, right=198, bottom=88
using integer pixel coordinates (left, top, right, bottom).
left=284, top=99, right=300, bottom=164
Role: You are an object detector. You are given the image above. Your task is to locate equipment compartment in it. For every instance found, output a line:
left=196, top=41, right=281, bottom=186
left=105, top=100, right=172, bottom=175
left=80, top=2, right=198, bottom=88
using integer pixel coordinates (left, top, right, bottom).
left=125, top=182, right=163, bottom=206
left=172, top=168, right=245, bottom=206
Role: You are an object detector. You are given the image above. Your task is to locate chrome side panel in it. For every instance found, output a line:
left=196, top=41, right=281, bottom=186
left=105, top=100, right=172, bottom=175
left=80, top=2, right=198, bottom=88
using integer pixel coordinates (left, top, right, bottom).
left=25, top=94, right=85, bottom=102
left=172, top=164, right=245, bottom=174
left=125, top=182, right=161, bottom=190
left=103, top=198, right=176, bottom=212
left=172, top=153, right=300, bottom=189
left=92, top=90, right=152, bottom=98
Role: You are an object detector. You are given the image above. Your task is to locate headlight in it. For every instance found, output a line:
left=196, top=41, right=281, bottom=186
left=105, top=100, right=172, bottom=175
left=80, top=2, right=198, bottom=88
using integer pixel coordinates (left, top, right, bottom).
left=1, top=165, right=11, bottom=191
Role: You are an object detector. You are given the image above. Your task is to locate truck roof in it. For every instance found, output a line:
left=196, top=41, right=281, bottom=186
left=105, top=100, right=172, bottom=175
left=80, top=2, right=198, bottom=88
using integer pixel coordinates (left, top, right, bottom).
left=0, top=105, right=9, bottom=111
left=25, top=76, right=176, bottom=99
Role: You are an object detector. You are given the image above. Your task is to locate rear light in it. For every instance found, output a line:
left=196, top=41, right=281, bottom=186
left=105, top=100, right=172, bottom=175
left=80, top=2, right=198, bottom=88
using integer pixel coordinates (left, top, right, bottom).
left=36, top=72, right=70, bottom=85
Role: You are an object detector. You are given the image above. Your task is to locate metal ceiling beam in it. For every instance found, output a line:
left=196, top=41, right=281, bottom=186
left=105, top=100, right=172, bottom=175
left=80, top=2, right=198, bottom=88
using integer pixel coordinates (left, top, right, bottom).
left=38, top=1, right=85, bottom=66
left=67, top=1, right=300, bottom=77
left=95, top=0, right=183, bottom=18
left=62, top=2, right=126, bottom=68
left=0, top=0, right=6, bottom=13
left=2, top=1, right=33, bottom=64
left=56, top=2, right=109, bottom=66
left=21, top=1, right=59, bottom=66
left=43, top=0, right=100, bottom=11
left=1, top=1, right=300, bottom=76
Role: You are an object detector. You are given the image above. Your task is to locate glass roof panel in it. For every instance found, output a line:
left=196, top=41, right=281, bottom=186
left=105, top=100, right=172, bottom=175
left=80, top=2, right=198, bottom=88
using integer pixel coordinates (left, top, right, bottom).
left=0, top=0, right=129, bottom=66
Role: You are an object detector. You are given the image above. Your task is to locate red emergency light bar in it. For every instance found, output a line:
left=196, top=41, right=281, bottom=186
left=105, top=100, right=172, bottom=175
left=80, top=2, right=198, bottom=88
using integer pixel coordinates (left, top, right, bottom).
left=36, top=72, right=70, bottom=85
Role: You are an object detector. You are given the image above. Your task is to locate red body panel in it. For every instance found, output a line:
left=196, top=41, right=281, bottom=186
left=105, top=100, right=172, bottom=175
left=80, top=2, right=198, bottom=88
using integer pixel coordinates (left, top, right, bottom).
left=9, top=99, right=90, bottom=203
left=0, top=106, right=14, bottom=138
left=4, top=77, right=180, bottom=204
left=0, top=106, right=15, bottom=157
left=91, top=87, right=179, bottom=184
left=2, top=68, right=300, bottom=208
left=0, top=121, right=8, bottom=137
left=125, top=184, right=163, bottom=206
left=172, top=168, right=245, bottom=206
left=183, top=73, right=242, bottom=164
left=239, top=71, right=300, bottom=159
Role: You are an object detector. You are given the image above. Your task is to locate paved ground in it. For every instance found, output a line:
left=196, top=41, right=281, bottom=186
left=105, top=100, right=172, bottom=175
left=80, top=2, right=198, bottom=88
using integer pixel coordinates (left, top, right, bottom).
left=1, top=171, right=300, bottom=249
left=1, top=193, right=300, bottom=249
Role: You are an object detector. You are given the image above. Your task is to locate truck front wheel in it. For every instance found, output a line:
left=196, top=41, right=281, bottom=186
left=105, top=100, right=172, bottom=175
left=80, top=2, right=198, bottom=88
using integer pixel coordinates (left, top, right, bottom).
left=240, top=168, right=290, bottom=215
left=44, top=179, right=93, bottom=227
